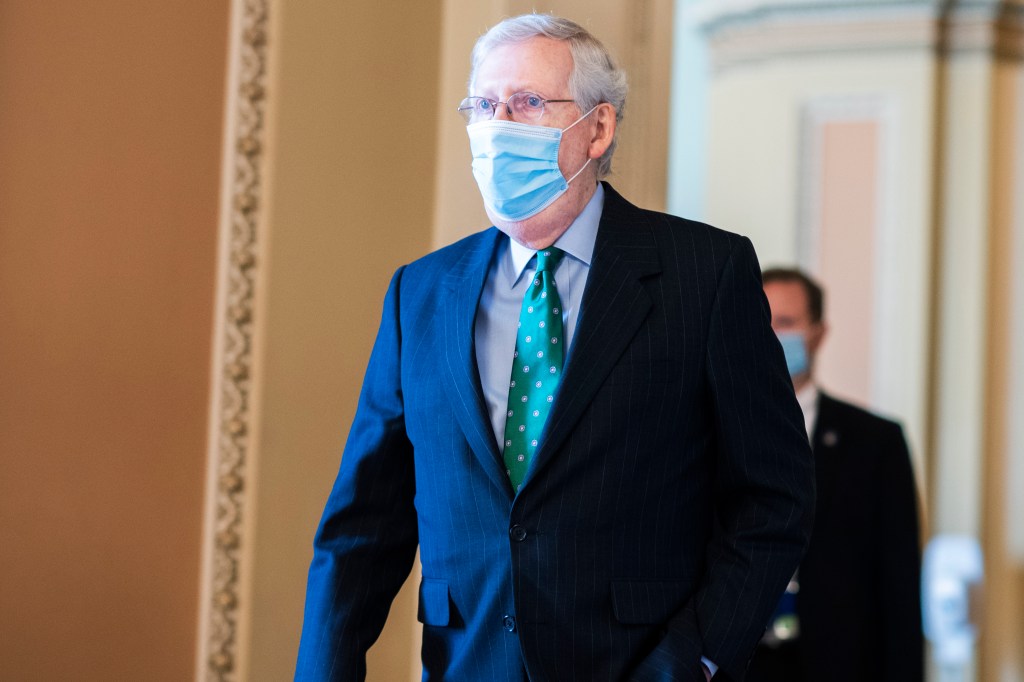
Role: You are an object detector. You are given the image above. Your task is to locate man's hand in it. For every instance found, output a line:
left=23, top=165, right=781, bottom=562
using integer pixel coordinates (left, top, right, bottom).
left=702, top=662, right=713, bottom=681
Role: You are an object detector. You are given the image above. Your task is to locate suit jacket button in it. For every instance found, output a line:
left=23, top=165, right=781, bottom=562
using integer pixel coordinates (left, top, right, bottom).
left=503, top=615, right=516, bottom=632
left=509, top=525, right=527, bottom=542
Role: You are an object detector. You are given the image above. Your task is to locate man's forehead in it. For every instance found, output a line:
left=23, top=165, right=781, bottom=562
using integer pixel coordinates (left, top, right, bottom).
left=764, top=281, right=811, bottom=315
left=472, top=36, right=572, bottom=96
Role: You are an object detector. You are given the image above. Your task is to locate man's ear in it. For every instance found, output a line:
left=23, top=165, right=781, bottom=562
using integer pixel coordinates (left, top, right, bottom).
left=588, top=103, right=616, bottom=160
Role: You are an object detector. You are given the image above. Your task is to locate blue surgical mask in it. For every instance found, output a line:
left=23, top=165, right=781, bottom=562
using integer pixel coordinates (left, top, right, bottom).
left=467, top=107, right=596, bottom=222
left=777, top=332, right=809, bottom=377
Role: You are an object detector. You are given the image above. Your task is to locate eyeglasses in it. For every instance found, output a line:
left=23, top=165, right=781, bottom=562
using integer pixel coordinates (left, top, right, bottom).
left=457, top=91, right=576, bottom=125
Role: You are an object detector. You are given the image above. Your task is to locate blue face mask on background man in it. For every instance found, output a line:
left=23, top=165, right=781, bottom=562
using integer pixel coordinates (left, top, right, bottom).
left=467, top=106, right=596, bottom=222
left=777, top=331, right=809, bottom=377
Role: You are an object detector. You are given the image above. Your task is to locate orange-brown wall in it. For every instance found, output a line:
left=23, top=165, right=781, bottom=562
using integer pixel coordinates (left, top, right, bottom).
left=0, top=2, right=228, bottom=679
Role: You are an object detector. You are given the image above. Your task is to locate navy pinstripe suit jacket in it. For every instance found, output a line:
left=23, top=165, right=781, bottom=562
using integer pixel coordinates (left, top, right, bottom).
left=295, top=184, right=814, bottom=682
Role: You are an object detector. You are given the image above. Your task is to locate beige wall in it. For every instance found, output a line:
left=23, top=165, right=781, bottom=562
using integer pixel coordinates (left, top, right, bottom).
left=0, top=2, right=228, bottom=680
left=240, top=1, right=442, bottom=679
left=704, top=47, right=936, bottom=473
left=980, top=52, right=1024, bottom=682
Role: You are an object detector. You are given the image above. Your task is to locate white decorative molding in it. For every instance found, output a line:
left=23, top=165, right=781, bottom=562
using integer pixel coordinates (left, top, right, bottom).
left=683, top=0, right=1022, bottom=71
left=798, top=95, right=899, bottom=407
left=686, top=0, right=944, bottom=26
left=196, top=0, right=268, bottom=680
left=797, top=96, right=896, bottom=269
left=687, top=1, right=945, bottom=71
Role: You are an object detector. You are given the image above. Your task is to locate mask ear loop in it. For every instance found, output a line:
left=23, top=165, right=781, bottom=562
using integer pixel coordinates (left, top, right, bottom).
left=561, top=105, right=599, bottom=133
left=561, top=105, right=600, bottom=185
left=565, top=157, right=592, bottom=184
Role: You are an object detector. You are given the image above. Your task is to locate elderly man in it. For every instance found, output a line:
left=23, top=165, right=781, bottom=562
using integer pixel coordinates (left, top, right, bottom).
left=295, top=14, right=813, bottom=682
left=750, top=268, right=923, bottom=682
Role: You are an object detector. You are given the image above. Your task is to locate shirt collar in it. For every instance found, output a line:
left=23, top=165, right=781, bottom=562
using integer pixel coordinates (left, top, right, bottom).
left=795, top=383, right=820, bottom=437
left=505, top=183, right=604, bottom=288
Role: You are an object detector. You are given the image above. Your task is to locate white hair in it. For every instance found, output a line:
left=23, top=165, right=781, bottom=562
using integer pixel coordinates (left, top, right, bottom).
left=469, top=14, right=628, bottom=179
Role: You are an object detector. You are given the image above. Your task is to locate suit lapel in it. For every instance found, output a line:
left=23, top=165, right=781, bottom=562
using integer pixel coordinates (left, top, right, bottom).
left=440, top=228, right=514, bottom=499
left=810, top=393, right=843, bottom=526
left=525, top=185, right=662, bottom=485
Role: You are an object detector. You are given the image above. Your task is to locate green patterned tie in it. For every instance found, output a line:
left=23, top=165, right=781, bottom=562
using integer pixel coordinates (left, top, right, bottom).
left=503, top=247, right=565, bottom=491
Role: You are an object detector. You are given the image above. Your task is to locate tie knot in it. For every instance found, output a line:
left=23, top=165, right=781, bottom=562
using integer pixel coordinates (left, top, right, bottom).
left=535, top=247, right=564, bottom=273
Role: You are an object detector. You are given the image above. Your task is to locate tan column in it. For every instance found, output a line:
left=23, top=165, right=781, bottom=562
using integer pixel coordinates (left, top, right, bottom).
left=203, top=1, right=444, bottom=680
left=928, top=2, right=1024, bottom=680
left=979, top=4, right=1024, bottom=680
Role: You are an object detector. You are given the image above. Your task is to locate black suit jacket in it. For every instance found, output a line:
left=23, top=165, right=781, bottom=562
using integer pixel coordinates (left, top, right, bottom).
left=751, top=392, right=924, bottom=682
left=295, top=184, right=815, bottom=681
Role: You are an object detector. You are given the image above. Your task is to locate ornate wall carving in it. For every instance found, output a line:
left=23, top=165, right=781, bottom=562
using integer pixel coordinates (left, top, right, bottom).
left=196, top=0, right=268, bottom=679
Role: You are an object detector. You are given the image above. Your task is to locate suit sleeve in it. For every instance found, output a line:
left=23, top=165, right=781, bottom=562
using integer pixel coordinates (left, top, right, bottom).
left=636, top=236, right=815, bottom=681
left=877, top=424, right=924, bottom=682
left=294, top=266, right=418, bottom=682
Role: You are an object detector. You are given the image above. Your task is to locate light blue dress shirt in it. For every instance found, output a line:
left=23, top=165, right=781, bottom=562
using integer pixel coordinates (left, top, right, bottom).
left=474, top=183, right=603, bottom=451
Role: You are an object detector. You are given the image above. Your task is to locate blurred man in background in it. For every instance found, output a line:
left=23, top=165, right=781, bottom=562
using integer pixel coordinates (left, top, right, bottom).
left=750, top=267, right=924, bottom=682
